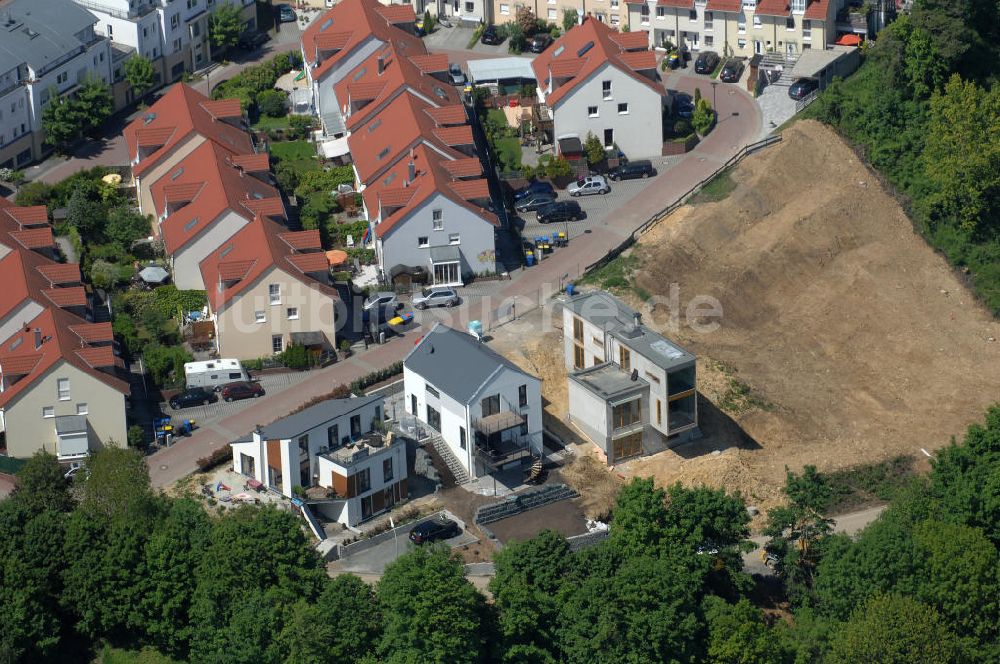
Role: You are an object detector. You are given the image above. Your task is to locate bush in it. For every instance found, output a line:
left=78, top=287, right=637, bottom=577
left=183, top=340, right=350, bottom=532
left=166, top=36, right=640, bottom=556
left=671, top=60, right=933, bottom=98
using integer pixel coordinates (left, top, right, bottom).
left=89, top=259, right=123, bottom=290
left=14, top=181, right=53, bottom=207
left=257, top=89, right=287, bottom=118
left=349, top=361, right=403, bottom=394
left=195, top=445, right=232, bottom=472
left=143, top=343, right=192, bottom=388
left=673, top=119, right=693, bottom=136
left=279, top=343, right=310, bottom=370
left=127, top=425, right=146, bottom=450
left=286, top=114, right=314, bottom=140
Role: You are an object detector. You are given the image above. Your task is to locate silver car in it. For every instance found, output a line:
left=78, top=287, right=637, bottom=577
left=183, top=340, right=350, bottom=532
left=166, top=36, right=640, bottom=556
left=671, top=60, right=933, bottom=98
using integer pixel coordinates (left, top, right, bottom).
left=567, top=175, right=610, bottom=197
left=448, top=64, right=466, bottom=85
left=412, top=287, right=459, bottom=309
left=363, top=291, right=398, bottom=311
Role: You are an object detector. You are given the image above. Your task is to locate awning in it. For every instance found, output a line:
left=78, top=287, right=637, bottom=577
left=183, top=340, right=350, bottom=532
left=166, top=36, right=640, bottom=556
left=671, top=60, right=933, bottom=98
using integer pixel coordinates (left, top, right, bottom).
left=467, top=57, right=536, bottom=84
left=290, top=331, right=327, bottom=347
left=389, top=264, right=428, bottom=279
left=474, top=410, right=525, bottom=435
left=319, top=136, right=351, bottom=159
left=429, top=245, right=461, bottom=264
left=558, top=136, right=583, bottom=154
left=835, top=34, right=862, bottom=46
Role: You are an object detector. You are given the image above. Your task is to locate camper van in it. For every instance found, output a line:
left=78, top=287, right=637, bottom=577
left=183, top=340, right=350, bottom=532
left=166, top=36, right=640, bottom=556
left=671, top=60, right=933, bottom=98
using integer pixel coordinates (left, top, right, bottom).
left=184, top=359, right=251, bottom=391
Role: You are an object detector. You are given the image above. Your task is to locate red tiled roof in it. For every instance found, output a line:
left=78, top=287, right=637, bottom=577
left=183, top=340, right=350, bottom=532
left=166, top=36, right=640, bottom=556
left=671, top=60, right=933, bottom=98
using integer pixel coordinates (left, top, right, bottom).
left=610, top=31, right=651, bottom=50
left=378, top=188, right=418, bottom=209
left=217, top=260, right=257, bottom=282
left=136, top=126, right=176, bottom=147
left=75, top=346, right=118, bottom=369
left=69, top=322, right=113, bottom=344
left=124, top=84, right=253, bottom=178
left=242, top=197, right=286, bottom=219
left=433, top=125, right=473, bottom=146
left=200, top=99, right=242, bottom=119
left=163, top=181, right=205, bottom=204
left=425, top=105, right=467, bottom=126
left=279, top=230, right=322, bottom=251
left=347, top=80, right=388, bottom=102
left=3, top=206, right=48, bottom=227
left=36, top=263, right=80, bottom=286
left=373, top=2, right=415, bottom=23
left=10, top=228, right=55, bottom=250
left=449, top=178, right=490, bottom=201
left=0, top=354, right=43, bottom=376
left=804, top=0, right=831, bottom=19
left=0, top=246, right=50, bottom=319
left=533, top=18, right=664, bottom=108
left=441, top=158, right=482, bottom=178
left=315, top=30, right=355, bottom=51
left=620, top=50, right=657, bottom=71
left=231, top=154, right=270, bottom=172
left=706, top=0, right=741, bottom=11
left=755, top=0, right=789, bottom=15
left=348, top=93, right=437, bottom=182
left=409, top=53, right=449, bottom=73
left=43, top=287, right=86, bottom=308
left=287, top=252, right=331, bottom=274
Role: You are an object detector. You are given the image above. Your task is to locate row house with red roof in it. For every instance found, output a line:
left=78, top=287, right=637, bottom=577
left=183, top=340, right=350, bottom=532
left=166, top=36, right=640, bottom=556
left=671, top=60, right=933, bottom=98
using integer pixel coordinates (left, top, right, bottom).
left=124, top=83, right=341, bottom=359
left=0, top=200, right=131, bottom=463
left=533, top=18, right=665, bottom=159
left=627, top=0, right=839, bottom=57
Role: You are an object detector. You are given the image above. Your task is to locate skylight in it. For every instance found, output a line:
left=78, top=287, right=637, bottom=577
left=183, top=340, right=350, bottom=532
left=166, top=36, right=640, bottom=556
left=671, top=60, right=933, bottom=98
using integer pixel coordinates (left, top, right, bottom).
left=184, top=217, right=199, bottom=232
left=220, top=244, right=234, bottom=258
left=552, top=45, right=565, bottom=58
left=320, top=18, right=333, bottom=31
left=577, top=42, right=594, bottom=57
left=377, top=146, right=391, bottom=160
left=368, top=118, right=382, bottom=133
left=353, top=67, right=367, bottom=81
left=170, top=167, right=183, bottom=180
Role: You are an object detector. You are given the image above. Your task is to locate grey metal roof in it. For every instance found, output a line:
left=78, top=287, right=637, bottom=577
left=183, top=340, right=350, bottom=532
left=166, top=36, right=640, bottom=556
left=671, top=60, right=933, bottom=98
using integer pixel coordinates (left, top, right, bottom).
left=467, top=56, right=536, bottom=83
left=570, top=362, right=647, bottom=400
left=429, top=244, right=461, bottom=263
left=405, top=323, right=537, bottom=404
left=564, top=290, right=695, bottom=371
left=258, top=393, right=383, bottom=440
left=54, top=414, right=87, bottom=434
left=0, top=0, right=100, bottom=74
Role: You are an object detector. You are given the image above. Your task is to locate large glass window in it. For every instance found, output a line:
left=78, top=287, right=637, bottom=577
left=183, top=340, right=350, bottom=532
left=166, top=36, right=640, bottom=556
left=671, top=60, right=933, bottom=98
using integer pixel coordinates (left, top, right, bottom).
left=668, top=394, right=696, bottom=430
left=612, top=399, right=642, bottom=430
left=573, top=317, right=584, bottom=342
left=481, top=394, right=500, bottom=417
left=383, top=458, right=393, bottom=482
left=667, top=366, right=696, bottom=394
left=611, top=432, right=643, bottom=461
left=518, top=384, right=528, bottom=407
left=357, top=468, right=371, bottom=493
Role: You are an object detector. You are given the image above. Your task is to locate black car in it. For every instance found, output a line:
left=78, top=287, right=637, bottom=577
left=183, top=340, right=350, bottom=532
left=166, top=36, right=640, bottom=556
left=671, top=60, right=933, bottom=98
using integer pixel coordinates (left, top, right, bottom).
left=529, top=33, right=552, bottom=53
left=515, top=192, right=557, bottom=212
left=788, top=77, right=820, bottom=100
left=673, top=93, right=694, bottom=118
left=694, top=51, right=720, bottom=75
left=537, top=200, right=583, bottom=224
left=608, top=160, right=656, bottom=181
left=277, top=3, right=296, bottom=22
left=409, top=518, right=460, bottom=544
left=169, top=387, right=218, bottom=410
left=513, top=180, right=555, bottom=201
left=719, top=58, right=745, bottom=83
left=481, top=24, right=504, bottom=45
left=237, top=30, right=269, bottom=51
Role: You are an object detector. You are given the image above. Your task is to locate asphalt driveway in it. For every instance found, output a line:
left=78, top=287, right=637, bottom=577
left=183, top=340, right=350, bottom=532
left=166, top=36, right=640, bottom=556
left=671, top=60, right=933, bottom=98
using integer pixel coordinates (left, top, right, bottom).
left=330, top=514, right=479, bottom=574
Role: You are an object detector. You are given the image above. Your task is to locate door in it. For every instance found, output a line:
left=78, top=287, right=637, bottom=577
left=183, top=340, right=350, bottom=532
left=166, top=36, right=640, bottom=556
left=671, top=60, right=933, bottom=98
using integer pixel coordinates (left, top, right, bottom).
left=427, top=405, right=441, bottom=431
left=411, top=394, right=418, bottom=415
left=754, top=40, right=763, bottom=54
left=689, top=31, right=699, bottom=49
left=603, top=128, right=614, bottom=148
left=786, top=42, right=796, bottom=55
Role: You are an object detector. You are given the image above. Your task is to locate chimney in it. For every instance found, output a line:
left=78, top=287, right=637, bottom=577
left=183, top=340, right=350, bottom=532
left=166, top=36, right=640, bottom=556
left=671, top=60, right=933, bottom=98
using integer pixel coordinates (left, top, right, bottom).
left=408, top=161, right=415, bottom=182
left=633, top=312, right=641, bottom=332
left=33, top=328, right=41, bottom=350
left=377, top=55, right=385, bottom=75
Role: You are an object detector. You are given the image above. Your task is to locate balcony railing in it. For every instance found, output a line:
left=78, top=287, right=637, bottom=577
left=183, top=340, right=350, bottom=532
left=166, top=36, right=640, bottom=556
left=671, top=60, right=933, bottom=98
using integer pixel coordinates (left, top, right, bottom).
left=74, top=0, right=158, bottom=20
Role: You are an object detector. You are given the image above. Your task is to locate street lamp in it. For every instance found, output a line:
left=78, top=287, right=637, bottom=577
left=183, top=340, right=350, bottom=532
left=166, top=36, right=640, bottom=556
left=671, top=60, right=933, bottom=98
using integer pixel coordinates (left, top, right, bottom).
left=710, top=81, right=719, bottom=117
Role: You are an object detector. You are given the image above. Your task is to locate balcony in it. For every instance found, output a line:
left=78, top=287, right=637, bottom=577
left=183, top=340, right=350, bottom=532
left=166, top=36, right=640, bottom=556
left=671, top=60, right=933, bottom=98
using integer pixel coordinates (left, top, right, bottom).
left=75, top=0, right=158, bottom=20
left=473, top=411, right=530, bottom=468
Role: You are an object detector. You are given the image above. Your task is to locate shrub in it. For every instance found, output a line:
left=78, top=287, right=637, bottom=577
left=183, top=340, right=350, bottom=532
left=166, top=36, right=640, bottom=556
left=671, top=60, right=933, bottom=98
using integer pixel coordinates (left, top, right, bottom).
left=195, top=445, right=232, bottom=472
left=257, top=89, right=287, bottom=117
left=127, top=425, right=146, bottom=450
left=673, top=119, right=693, bottom=136
left=279, top=343, right=310, bottom=370
left=349, top=361, right=403, bottom=394
left=143, top=343, right=192, bottom=388
left=287, top=114, right=314, bottom=140
left=15, top=181, right=53, bottom=207
left=89, top=259, right=122, bottom=290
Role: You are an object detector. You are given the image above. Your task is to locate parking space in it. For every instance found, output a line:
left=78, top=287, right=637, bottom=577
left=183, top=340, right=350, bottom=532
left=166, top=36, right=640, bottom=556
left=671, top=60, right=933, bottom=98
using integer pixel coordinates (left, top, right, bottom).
left=156, top=370, right=310, bottom=429
left=330, top=513, right=479, bottom=574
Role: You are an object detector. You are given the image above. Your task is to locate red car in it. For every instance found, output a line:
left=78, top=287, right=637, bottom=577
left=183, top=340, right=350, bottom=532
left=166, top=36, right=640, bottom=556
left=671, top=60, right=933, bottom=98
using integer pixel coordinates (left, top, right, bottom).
left=220, top=381, right=264, bottom=402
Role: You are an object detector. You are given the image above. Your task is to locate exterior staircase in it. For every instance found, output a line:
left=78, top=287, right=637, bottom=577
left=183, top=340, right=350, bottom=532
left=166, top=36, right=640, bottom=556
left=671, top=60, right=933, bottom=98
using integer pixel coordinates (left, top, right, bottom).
left=427, top=434, right=470, bottom=485
left=759, top=51, right=800, bottom=87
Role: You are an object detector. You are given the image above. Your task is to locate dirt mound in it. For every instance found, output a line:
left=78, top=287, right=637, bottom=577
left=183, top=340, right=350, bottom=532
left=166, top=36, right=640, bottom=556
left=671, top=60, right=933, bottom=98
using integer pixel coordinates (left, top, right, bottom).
left=624, top=120, right=1000, bottom=512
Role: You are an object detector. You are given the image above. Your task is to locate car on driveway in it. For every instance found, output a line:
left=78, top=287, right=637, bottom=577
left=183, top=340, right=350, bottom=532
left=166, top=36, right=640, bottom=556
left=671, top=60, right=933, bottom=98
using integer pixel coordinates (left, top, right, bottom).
left=673, top=93, right=694, bottom=118
left=537, top=200, right=583, bottom=224
left=237, top=30, right=269, bottom=51
left=719, top=58, right=745, bottom=83
left=481, top=24, right=504, bottom=45
left=608, top=160, right=656, bottom=181
left=412, top=287, right=459, bottom=309
left=788, top=77, right=820, bottom=100
left=448, top=63, right=466, bottom=85
left=568, top=175, right=610, bottom=197
left=363, top=291, right=399, bottom=311
left=513, top=180, right=555, bottom=201
left=220, top=381, right=265, bottom=402
left=409, top=517, right=460, bottom=544
left=694, top=51, right=720, bottom=74
left=276, top=3, right=296, bottom=22
left=514, top=192, right=557, bottom=213
left=529, top=33, right=552, bottom=53
left=169, top=387, right=218, bottom=410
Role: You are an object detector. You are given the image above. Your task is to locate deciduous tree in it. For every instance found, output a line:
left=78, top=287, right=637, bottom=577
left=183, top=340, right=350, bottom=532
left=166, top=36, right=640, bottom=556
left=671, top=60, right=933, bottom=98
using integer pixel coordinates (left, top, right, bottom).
left=209, top=3, right=243, bottom=54
left=281, top=574, right=380, bottom=663
left=124, top=55, right=156, bottom=97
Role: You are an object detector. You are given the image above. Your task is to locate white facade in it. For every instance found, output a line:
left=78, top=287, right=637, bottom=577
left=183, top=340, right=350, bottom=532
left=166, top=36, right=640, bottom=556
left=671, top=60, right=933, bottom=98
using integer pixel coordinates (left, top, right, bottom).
left=315, top=439, right=407, bottom=526
left=406, top=0, right=488, bottom=24
left=305, top=36, right=383, bottom=136
left=168, top=210, right=250, bottom=290
left=541, top=62, right=664, bottom=159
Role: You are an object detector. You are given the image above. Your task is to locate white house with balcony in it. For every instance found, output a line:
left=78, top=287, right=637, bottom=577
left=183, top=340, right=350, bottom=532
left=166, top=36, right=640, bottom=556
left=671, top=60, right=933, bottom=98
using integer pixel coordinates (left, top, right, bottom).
left=403, top=323, right=543, bottom=481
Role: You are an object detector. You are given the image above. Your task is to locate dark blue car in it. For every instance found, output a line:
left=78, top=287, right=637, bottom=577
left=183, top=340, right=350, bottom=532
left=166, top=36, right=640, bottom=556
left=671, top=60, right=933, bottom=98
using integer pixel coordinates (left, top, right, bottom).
left=513, top=181, right=555, bottom=201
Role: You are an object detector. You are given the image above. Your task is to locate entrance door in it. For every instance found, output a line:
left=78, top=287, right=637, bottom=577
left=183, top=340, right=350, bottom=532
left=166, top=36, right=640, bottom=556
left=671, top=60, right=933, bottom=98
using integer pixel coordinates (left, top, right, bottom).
left=603, top=128, right=614, bottom=148
left=433, top=262, right=459, bottom=285
left=426, top=405, right=441, bottom=431
left=786, top=42, right=796, bottom=55
left=411, top=394, right=418, bottom=416
left=688, top=31, right=699, bottom=49
left=754, top=40, right=763, bottom=54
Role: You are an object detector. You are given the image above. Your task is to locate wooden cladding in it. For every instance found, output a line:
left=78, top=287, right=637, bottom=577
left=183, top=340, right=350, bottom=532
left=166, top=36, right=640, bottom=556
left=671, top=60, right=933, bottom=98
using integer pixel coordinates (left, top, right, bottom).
left=266, top=440, right=282, bottom=472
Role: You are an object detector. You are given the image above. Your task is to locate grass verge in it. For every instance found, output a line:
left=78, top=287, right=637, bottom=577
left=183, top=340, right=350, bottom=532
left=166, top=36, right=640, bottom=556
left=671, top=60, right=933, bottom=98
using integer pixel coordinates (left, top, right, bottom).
left=689, top=167, right=737, bottom=204
left=577, top=252, right=644, bottom=294
left=98, top=647, right=181, bottom=664
left=824, top=456, right=919, bottom=514
left=252, top=114, right=291, bottom=131
left=269, top=140, right=315, bottom=161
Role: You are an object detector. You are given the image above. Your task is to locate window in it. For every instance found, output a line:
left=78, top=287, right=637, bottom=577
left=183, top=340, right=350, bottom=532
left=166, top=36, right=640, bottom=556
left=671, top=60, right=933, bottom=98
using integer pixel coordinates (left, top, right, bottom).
left=656, top=399, right=662, bottom=425
left=738, top=38, right=747, bottom=48
left=241, top=453, right=255, bottom=476
left=357, top=468, right=371, bottom=493
left=143, top=26, right=148, bottom=37
left=107, top=24, right=113, bottom=37
left=465, top=0, right=474, bottom=10
left=645, top=371, right=661, bottom=384
left=286, top=307, right=299, bottom=320
left=426, top=384, right=439, bottom=398
left=617, top=102, right=629, bottom=114
left=171, top=14, right=179, bottom=28
left=500, top=2, right=509, bottom=13
left=186, top=0, right=195, bottom=7
left=612, top=399, right=641, bottom=430
left=347, top=414, right=360, bottom=437
left=668, top=366, right=696, bottom=394
left=704, top=11, right=713, bottom=29
left=417, top=236, right=429, bottom=248
left=688, top=8, right=697, bottom=20
left=327, top=424, right=339, bottom=447
left=668, top=393, right=696, bottom=429
left=587, top=106, right=599, bottom=117
left=272, top=335, right=283, bottom=353
left=481, top=394, right=500, bottom=417
left=548, top=8, right=557, bottom=18
left=573, top=344, right=585, bottom=369
left=640, top=4, right=649, bottom=23
left=448, top=233, right=460, bottom=245
left=426, top=405, right=441, bottom=430
left=738, top=13, right=747, bottom=32
left=268, top=284, right=280, bottom=304
left=254, top=310, right=265, bottom=323
left=42, top=406, right=54, bottom=418
left=791, top=0, right=805, bottom=10
left=612, top=432, right=643, bottom=461
left=786, top=16, right=794, bottom=29
left=573, top=317, right=584, bottom=342
left=802, top=19, right=811, bottom=38
left=57, top=72, right=68, bottom=85
left=753, top=15, right=761, bottom=28
left=610, top=0, right=618, bottom=8
left=383, top=457, right=393, bottom=482
left=705, top=35, right=714, bottom=46
left=459, top=426, right=467, bottom=449
left=173, top=38, right=182, bottom=52
left=432, top=209, right=443, bottom=230
left=76, top=403, right=88, bottom=415
left=518, top=384, right=528, bottom=407
left=57, top=378, right=70, bottom=401
left=619, top=346, right=631, bottom=371
left=656, top=5, right=664, bottom=17
left=603, top=128, right=614, bottom=148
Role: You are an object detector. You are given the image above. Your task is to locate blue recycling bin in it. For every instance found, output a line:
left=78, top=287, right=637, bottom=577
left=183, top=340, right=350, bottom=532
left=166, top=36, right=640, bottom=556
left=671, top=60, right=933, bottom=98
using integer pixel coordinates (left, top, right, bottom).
left=525, top=253, right=535, bottom=267
left=566, top=282, right=575, bottom=296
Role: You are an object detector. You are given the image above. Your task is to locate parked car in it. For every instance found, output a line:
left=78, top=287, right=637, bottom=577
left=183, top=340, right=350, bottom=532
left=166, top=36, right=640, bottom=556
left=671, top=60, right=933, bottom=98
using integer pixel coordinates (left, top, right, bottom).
left=719, top=58, right=745, bottom=83
left=237, top=30, right=269, bottom=51
left=448, top=63, right=466, bottom=85
left=276, top=3, right=296, bottom=22
left=220, top=381, right=265, bottom=402
left=788, top=77, right=820, bottom=100
left=568, top=175, right=610, bottom=197
left=537, top=200, right=583, bottom=224
left=529, top=33, right=552, bottom=53
left=363, top=291, right=399, bottom=311
left=412, top=287, right=459, bottom=309
left=513, top=180, right=555, bottom=201
left=694, top=51, right=720, bottom=75
left=169, top=387, right=218, bottom=410
left=515, top=192, right=557, bottom=212
left=673, top=93, right=694, bottom=118
left=608, top=160, right=656, bottom=181
left=481, top=24, right=504, bottom=45
left=409, top=517, right=460, bottom=544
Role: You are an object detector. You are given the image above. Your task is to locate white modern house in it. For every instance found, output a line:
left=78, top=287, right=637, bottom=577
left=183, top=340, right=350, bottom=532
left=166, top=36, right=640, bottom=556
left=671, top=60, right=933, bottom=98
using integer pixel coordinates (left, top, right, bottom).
left=230, top=394, right=409, bottom=527
left=403, top=323, right=543, bottom=480
left=563, top=290, right=699, bottom=463
left=532, top=17, right=665, bottom=159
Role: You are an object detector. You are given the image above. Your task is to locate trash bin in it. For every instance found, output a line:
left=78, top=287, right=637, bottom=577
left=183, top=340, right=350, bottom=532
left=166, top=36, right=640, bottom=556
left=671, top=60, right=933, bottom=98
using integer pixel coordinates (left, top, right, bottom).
left=535, top=248, right=543, bottom=263
left=525, top=252, right=535, bottom=267
left=566, top=282, right=575, bottom=296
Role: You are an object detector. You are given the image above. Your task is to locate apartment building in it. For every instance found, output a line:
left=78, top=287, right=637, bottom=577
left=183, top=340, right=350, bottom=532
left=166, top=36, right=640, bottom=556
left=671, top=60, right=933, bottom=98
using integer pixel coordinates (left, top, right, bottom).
left=563, top=290, right=698, bottom=463
left=231, top=393, right=408, bottom=526
left=627, top=0, right=839, bottom=57
left=492, top=0, right=620, bottom=29
left=0, top=0, right=113, bottom=168
left=404, top=323, right=543, bottom=481
left=533, top=18, right=663, bottom=159
left=409, top=0, right=489, bottom=25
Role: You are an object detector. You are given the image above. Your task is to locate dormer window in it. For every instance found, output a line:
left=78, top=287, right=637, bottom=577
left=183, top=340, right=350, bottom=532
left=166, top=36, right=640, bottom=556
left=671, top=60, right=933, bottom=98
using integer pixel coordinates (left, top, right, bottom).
left=791, top=0, right=805, bottom=11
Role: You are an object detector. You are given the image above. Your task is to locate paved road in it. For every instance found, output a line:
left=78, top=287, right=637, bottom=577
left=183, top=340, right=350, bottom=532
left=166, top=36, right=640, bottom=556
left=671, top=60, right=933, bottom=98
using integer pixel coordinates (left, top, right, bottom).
left=329, top=516, right=479, bottom=575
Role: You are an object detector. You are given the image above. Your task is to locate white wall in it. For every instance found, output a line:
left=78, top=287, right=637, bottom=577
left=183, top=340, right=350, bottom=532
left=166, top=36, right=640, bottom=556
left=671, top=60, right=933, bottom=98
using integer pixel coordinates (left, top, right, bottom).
left=404, top=366, right=474, bottom=473
left=0, top=85, right=33, bottom=150
left=170, top=210, right=249, bottom=290
left=316, top=439, right=406, bottom=526
left=27, top=38, right=114, bottom=134
left=567, top=377, right=609, bottom=445
left=562, top=306, right=611, bottom=370
left=470, top=368, right=543, bottom=457
left=310, top=37, right=383, bottom=134
left=552, top=62, right=663, bottom=159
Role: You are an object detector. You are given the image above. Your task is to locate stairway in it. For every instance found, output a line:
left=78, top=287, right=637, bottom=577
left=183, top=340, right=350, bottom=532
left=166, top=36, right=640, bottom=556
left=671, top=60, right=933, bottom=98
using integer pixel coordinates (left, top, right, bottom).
left=426, top=434, right=470, bottom=485
left=759, top=51, right=800, bottom=87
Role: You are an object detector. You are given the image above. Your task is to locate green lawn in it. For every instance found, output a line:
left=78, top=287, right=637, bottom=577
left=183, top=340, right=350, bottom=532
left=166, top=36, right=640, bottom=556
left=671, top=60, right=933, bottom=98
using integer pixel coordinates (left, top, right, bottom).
left=269, top=140, right=316, bottom=162
left=252, top=114, right=292, bottom=131
left=98, top=647, right=181, bottom=664
left=689, top=167, right=737, bottom=204
left=495, top=137, right=523, bottom=170
left=486, top=108, right=508, bottom=127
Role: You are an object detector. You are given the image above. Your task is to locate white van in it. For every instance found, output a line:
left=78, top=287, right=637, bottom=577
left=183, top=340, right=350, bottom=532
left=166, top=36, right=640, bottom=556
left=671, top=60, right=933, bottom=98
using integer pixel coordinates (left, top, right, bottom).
left=184, top=359, right=250, bottom=391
